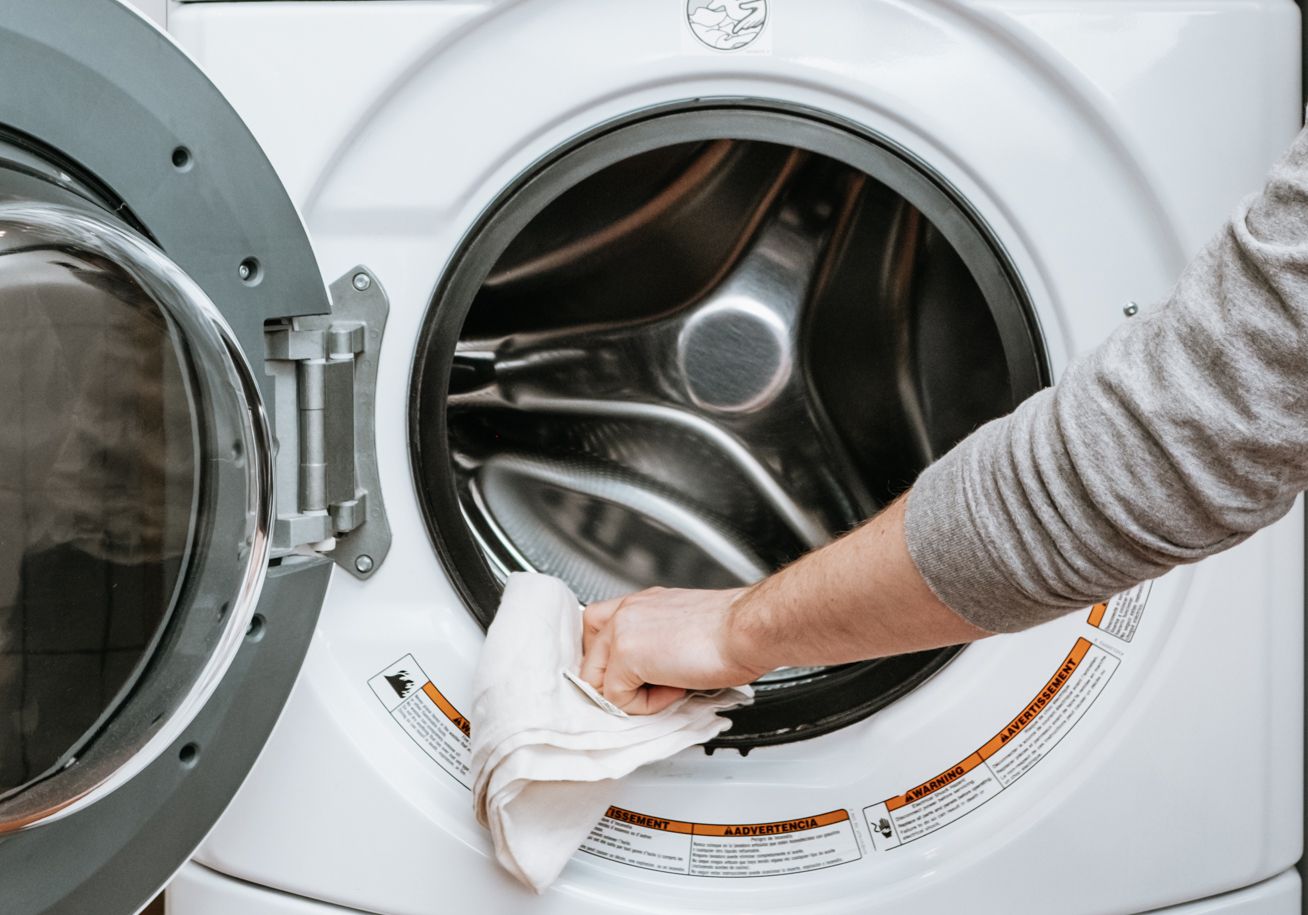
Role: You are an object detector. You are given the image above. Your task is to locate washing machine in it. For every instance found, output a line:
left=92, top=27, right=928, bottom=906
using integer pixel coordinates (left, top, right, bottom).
left=0, top=1, right=1303, bottom=913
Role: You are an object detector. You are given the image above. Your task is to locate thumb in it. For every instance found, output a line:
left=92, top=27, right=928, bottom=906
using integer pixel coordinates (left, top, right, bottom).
left=579, top=627, right=611, bottom=691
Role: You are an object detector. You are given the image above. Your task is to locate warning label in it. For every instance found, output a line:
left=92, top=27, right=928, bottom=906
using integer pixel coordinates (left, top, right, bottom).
left=365, top=656, right=859, bottom=878
left=368, top=654, right=472, bottom=788
left=581, top=807, right=862, bottom=877
left=1088, top=581, right=1152, bottom=643
left=863, top=638, right=1118, bottom=849
left=368, top=633, right=1126, bottom=872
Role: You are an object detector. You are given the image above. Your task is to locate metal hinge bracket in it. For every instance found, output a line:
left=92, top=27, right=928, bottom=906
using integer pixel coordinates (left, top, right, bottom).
left=265, top=266, right=391, bottom=579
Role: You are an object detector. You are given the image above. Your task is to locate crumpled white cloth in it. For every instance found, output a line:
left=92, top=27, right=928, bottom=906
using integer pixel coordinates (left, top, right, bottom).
left=471, top=572, right=752, bottom=892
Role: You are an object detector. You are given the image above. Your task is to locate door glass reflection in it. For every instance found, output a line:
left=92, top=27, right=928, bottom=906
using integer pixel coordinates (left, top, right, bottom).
left=0, top=236, right=197, bottom=800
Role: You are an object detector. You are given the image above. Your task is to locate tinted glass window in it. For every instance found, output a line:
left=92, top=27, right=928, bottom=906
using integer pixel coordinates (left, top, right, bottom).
left=0, top=233, right=197, bottom=800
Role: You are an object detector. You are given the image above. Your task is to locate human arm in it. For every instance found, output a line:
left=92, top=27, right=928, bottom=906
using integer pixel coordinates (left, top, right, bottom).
left=579, top=496, right=988, bottom=714
left=583, top=121, right=1308, bottom=712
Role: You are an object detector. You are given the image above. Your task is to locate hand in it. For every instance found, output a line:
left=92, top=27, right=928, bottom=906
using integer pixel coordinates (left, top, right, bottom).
left=579, top=586, right=768, bottom=715
left=577, top=496, right=988, bottom=713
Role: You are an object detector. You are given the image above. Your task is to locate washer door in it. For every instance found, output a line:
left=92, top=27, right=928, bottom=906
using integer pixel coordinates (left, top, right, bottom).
left=0, top=2, right=335, bottom=912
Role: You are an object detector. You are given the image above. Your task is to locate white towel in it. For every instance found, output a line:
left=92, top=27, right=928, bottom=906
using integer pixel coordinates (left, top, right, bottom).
left=471, top=572, right=752, bottom=892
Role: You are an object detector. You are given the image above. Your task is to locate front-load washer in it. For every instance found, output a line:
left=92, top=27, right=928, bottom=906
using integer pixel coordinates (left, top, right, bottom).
left=158, top=2, right=1306, bottom=912
left=11, top=1, right=1303, bottom=913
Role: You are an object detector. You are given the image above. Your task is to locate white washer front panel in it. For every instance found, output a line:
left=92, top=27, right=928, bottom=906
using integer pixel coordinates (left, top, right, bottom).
left=1167, top=870, right=1302, bottom=915
left=169, top=862, right=350, bottom=914
left=171, top=1, right=1303, bottom=912
left=167, top=863, right=1305, bottom=915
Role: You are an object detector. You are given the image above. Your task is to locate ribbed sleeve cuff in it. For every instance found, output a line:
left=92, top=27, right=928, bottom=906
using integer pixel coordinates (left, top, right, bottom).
left=903, top=427, right=1056, bottom=634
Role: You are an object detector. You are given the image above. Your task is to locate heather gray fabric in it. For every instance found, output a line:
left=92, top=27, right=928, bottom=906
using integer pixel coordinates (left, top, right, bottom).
left=904, top=124, right=1308, bottom=633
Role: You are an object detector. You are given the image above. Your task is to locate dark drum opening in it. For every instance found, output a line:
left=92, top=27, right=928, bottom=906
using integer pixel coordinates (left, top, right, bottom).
left=411, top=105, right=1046, bottom=748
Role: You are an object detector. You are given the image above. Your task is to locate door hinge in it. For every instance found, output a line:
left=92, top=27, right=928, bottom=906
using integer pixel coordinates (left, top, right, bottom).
left=265, top=266, right=391, bottom=579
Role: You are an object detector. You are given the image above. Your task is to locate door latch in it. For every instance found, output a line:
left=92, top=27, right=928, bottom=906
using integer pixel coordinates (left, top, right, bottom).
left=265, top=266, right=391, bottom=579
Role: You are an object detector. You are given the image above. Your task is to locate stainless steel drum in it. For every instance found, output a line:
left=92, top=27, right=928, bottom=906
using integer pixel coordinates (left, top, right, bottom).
left=412, top=106, right=1046, bottom=747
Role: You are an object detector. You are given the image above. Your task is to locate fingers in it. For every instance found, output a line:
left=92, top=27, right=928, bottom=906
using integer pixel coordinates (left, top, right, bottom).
left=579, top=625, right=611, bottom=690
left=581, top=595, right=625, bottom=689
left=629, top=685, right=687, bottom=716
left=600, top=655, right=643, bottom=712
left=582, top=588, right=683, bottom=715
left=584, top=588, right=664, bottom=654
left=583, top=626, right=684, bottom=714
left=600, top=646, right=685, bottom=714
left=582, top=596, right=623, bottom=657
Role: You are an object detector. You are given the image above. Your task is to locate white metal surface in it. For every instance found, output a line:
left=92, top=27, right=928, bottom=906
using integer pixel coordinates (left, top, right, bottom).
left=167, top=1, right=1304, bottom=912
left=1168, top=871, right=1303, bottom=915
left=168, top=863, right=348, bottom=914
left=165, top=863, right=1306, bottom=915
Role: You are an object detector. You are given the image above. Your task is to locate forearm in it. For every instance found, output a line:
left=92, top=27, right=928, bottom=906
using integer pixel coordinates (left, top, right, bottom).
left=726, top=496, right=989, bottom=672
left=585, top=126, right=1308, bottom=713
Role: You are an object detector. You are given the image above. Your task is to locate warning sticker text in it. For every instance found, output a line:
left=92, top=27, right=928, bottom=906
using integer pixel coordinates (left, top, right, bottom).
left=582, top=807, right=862, bottom=877
left=368, top=654, right=472, bottom=788
left=1088, top=581, right=1152, bottom=643
left=864, top=638, right=1118, bottom=849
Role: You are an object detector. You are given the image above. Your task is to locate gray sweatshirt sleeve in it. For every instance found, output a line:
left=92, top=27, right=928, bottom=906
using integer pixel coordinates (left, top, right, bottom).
left=903, top=123, right=1308, bottom=633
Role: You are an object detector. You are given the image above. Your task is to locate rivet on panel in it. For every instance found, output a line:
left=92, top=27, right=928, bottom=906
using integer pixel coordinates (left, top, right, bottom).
left=239, top=257, right=262, bottom=285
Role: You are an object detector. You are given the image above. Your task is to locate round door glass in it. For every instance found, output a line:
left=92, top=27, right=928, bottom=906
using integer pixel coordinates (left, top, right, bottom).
left=0, top=225, right=197, bottom=801
left=0, top=202, right=271, bottom=831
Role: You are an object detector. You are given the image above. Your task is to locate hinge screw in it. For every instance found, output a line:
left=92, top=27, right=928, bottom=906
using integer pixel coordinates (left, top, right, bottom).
left=352, top=272, right=372, bottom=292
left=354, top=554, right=374, bottom=574
left=1122, top=301, right=1139, bottom=318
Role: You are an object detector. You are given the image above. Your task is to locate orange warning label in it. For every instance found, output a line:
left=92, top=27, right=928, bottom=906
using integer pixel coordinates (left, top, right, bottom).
left=422, top=681, right=471, bottom=737
left=886, top=640, right=1090, bottom=812
left=866, top=638, right=1118, bottom=849
left=599, top=807, right=848, bottom=837
left=602, top=806, right=694, bottom=835
left=1087, top=602, right=1108, bottom=627
left=584, top=807, right=861, bottom=877
left=370, top=658, right=865, bottom=878
left=1087, top=581, right=1151, bottom=643
left=977, top=640, right=1089, bottom=759
left=369, top=654, right=472, bottom=788
left=887, top=754, right=982, bottom=811
left=369, top=658, right=861, bottom=878
left=694, top=811, right=849, bottom=837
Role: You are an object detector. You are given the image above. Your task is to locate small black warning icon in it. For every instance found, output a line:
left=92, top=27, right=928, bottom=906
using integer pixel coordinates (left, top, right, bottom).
left=385, top=670, right=415, bottom=699
left=874, top=818, right=893, bottom=840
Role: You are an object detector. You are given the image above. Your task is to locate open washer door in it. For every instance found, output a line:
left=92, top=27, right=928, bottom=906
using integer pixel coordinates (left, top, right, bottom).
left=0, top=3, right=389, bottom=912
